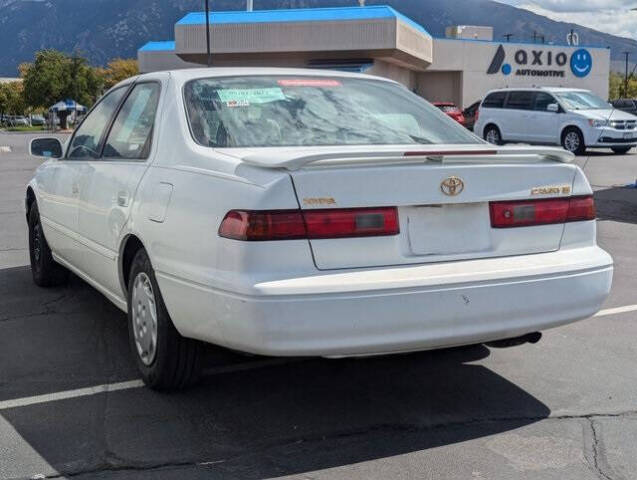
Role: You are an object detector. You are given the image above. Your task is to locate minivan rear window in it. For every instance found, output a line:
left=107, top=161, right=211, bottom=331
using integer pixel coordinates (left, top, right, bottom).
left=482, top=92, right=507, bottom=108
left=505, top=91, right=535, bottom=110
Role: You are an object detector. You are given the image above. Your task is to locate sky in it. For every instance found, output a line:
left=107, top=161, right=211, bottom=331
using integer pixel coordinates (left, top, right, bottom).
left=495, top=0, right=637, bottom=39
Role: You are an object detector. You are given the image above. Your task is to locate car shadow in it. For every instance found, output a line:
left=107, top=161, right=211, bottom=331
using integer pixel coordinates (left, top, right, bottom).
left=0, top=266, right=551, bottom=479
left=594, top=186, right=637, bottom=224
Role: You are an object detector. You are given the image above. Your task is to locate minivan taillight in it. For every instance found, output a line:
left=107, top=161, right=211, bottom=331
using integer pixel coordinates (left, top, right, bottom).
left=490, top=196, right=595, bottom=228
left=219, top=207, right=399, bottom=241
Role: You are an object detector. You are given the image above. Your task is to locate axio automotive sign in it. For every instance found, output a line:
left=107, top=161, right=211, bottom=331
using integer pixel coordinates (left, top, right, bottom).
left=487, top=45, right=592, bottom=78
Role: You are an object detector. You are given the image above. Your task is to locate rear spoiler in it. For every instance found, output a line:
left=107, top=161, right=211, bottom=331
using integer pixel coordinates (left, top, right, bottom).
left=240, top=145, right=575, bottom=171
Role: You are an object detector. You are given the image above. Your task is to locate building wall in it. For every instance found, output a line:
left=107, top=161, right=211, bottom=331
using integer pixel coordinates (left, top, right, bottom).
left=426, top=38, right=610, bottom=108
left=139, top=50, right=200, bottom=74
left=367, top=60, right=417, bottom=90
left=416, top=71, right=463, bottom=106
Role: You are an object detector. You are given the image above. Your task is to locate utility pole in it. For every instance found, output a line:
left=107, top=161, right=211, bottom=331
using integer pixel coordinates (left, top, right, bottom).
left=503, top=33, right=513, bottom=42
left=624, top=51, right=630, bottom=98
left=205, top=0, right=212, bottom=67
left=533, top=31, right=537, bottom=43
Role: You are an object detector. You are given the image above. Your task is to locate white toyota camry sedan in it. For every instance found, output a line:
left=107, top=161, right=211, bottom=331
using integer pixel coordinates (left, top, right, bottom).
left=26, top=68, right=613, bottom=390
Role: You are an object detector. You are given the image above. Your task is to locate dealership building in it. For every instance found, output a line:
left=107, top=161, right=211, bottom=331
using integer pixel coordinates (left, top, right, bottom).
left=138, top=5, right=610, bottom=108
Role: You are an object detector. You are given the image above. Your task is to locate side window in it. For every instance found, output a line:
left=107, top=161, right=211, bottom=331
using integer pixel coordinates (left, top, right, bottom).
left=505, top=91, right=535, bottom=111
left=482, top=92, right=506, bottom=109
left=103, top=83, right=161, bottom=160
left=534, top=93, right=556, bottom=111
left=67, top=87, right=127, bottom=159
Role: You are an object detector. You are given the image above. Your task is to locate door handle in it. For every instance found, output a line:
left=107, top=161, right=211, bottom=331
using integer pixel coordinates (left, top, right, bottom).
left=117, top=191, right=130, bottom=207
left=72, top=183, right=79, bottom=195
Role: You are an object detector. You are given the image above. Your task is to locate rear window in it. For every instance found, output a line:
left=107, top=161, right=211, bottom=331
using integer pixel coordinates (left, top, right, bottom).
left=505, top=91, right=535, bottom=110
left=183, top=76, right=479, bottom=148
left=482, top=92, right=507, bottom=108
left=437, top=105, right=460, bottom=113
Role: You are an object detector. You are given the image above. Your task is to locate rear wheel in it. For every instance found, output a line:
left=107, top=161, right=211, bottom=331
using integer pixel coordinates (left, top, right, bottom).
left=611, top=146, right=632, bottom=155
left=127, top=248, right=202, bottom=391
left=483, top=125, right=503, bottom=145
left=561, top=128, right=586, bottom=155
left=28, top=203, right=69, bottom=287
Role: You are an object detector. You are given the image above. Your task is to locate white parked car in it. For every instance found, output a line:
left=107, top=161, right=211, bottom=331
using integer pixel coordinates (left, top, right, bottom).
left=26, top=69, right=613, bottom=390
left=475, top=87, right=637, bottom=155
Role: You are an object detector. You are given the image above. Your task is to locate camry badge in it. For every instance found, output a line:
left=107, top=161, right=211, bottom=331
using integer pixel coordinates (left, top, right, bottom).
left=440, top=176, right=465, bottom=196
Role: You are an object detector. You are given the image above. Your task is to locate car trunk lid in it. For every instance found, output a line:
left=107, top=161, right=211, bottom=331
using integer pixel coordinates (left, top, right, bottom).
left=223, top=146, right=578, bottom=270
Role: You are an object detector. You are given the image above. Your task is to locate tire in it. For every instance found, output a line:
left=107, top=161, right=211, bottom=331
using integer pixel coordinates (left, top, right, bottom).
left=483, top=125, right=503, bottom=145
left=611, top=146, right=632, bottom=155
left=28, top=203, right=69, bottom=287
left=561, top=128, right=586, bottom=155
left=127, top=248, right=202, bottom=391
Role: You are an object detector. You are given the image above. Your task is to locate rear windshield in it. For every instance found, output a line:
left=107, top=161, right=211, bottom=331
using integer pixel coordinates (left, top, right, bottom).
left=184, top=76, right=479, bottom=148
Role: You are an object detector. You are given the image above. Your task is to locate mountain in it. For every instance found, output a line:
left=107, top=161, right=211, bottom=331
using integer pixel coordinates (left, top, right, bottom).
left=0, top=0, right=635, bottom=76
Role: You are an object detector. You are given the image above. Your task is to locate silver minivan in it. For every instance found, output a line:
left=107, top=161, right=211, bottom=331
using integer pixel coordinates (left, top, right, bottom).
left=475, top=87, right=637, bottom=155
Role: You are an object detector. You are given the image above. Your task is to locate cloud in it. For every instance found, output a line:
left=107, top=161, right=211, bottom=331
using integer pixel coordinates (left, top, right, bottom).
left=495, top=0, right=637, bottom=39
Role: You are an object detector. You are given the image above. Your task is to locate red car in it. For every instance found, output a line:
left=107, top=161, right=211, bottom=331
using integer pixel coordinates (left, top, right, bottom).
left=433, top=102, right=466, bottom=126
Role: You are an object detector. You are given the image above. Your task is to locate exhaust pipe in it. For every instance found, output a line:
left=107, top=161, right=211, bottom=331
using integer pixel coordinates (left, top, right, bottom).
left=486, top=332, right=542, bottom=348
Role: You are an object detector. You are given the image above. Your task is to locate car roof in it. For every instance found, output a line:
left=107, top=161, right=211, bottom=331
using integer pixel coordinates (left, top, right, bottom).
left=131, top=67, right=401, bottom=86
left=485, top=87, right=590, bottom=95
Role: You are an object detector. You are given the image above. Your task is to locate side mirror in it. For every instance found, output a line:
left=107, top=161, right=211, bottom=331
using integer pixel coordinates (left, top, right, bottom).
left=30, top=138, right=63, bottom=159
left=547, top=103, right=559, bottom=113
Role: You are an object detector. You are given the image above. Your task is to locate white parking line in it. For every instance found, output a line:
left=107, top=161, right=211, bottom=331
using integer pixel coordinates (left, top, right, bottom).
left=594, top=304, right=637, bottom=318
left=0, top=358, right=300, bottom=411
left=0, top=379, right=144, bottom=411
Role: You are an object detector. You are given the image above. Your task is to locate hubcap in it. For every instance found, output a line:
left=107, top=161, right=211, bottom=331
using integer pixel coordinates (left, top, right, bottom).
left=564, top=132, right=580, bottom=152
left=486, top=129, right=500, bottom=144
left=131, top=272, right=158, bottom=366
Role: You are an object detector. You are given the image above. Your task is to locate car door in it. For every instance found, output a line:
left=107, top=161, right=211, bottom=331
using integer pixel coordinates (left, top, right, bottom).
left=77, top=81, right=162, bottom=296
left=38, top=87, right=128, bottom=266
left=502, top=91, right=535, bottom=142
left=526, top=92, right=560, bottom=144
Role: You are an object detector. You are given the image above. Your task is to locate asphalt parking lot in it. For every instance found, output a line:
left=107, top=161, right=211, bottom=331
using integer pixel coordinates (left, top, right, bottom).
left=1, top=132, right=636, bottom=480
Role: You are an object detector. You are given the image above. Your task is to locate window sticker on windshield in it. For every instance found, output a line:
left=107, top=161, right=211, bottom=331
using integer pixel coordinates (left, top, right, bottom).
left=277, top=79, right=342, bottom=87
left=218, top=88, right=285, bottom=104
left=226, top=99, right=250, bottom=108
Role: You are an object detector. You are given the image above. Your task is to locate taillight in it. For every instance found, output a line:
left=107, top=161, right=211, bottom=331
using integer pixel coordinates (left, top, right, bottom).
left=474, top=109, right=480, bottom=123
left=490, top=196, right=595, bottom=228
left=219, top=207, right=399, bottom=241
left=304, top=207, right=399, bottom=239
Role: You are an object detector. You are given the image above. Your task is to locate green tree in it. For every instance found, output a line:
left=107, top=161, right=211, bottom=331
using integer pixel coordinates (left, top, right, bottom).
left=21, top=50, right=70, bottom=110
left=0, top=81, right=26, bottom=117
left=609, top=71, right=637, bottom=100
left=21, top=50, right=104, bottom=128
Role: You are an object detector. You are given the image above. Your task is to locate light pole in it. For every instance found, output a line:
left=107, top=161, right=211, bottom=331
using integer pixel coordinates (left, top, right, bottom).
left=623, top=51, right=630, bottom=98
left=205, top=0, right=212, bottom=67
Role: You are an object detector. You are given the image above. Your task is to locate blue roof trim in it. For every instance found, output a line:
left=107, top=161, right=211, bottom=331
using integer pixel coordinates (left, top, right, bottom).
left=176, top=5, right=430, bottom=36
left=435, top=36, right=608, bottom=51
left=139, top=41, right=176, bottom=52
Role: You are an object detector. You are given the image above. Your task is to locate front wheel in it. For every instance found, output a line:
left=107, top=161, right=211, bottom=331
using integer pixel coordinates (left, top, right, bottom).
left=483, top=125, right=503, bottom=145
left=28, top=203, right=69, bottom=287
left=127, top=248, right=202, bottom=391
left=611, top=146, right=632, bottom=155
left=561, top=128, right=586, bottom=155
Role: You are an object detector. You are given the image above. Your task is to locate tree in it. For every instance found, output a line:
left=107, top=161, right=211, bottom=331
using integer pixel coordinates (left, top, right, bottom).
left=0, top=82, right=26, bottom=118
left=21, top=50, right=104, bottom=129
left=102, top=58, right=139, bottom=89
left=609, top=71, right=637, bottom=100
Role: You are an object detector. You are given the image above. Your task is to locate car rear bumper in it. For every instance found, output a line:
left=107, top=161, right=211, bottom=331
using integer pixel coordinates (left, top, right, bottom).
left=157, top=246, right=613, bottom=357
